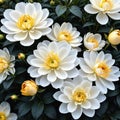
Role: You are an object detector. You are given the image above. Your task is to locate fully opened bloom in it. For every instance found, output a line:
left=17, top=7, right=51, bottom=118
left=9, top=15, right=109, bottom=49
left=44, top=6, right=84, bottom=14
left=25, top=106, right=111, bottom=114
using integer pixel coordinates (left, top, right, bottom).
left=84, top=0, right=120, bottom=25
left=47, top=22, right=82, bottom=48
left=27, top=41, right=79, bottom=89
left=0, top=48, right=15, bottom=84
left=1, top=2, right=53, bottom=46
left=79, top=51, right=120, bottom=94
left=0, top=101, right=17, bottom=120
left=54, top=76, right=106, bottom=119
left=84, top=32, right=105, bottom=51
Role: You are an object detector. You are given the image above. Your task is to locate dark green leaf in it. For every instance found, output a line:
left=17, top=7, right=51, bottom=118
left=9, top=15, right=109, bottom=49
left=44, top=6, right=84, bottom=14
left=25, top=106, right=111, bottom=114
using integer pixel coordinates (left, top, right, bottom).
left=69, top=5, right=82, bottom=18
left=116, top=95, right=120, bottom=107
left=31, top=101, right=44, bottom=119
left=3, top=78, right=14, bottom=89
left=55, top=5, right=67, bottom=17
left=16, top=67, right=26, bottom=75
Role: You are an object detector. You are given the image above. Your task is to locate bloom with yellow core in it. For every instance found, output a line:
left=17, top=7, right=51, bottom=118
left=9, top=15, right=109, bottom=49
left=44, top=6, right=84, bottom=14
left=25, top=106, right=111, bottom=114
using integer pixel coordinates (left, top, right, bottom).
left=0, top=48, right=15, bottom=84
left=108, top=29, right=120, bottom=45
left=0, top=102, right=17, bottom=120
left=84, top=0, right=120, bottom=25
left=47, top=22, right=82, bottom=48
left=21, top=80, right=38, bottom=96
left=79, top=51, right=120, bottom=94
left=84, top=32, right=105, bottom=51
left=54, top=76, right=106, bottom=119
left=27, top=41, right=79, bottom=89
left=1, top=2, right=53, bottom=46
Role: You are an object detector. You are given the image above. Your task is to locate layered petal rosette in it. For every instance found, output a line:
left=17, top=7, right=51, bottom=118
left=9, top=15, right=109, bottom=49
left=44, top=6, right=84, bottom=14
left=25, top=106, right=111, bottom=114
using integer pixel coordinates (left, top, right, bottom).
left=47, top=22, right=82, bottom=48
left=79, top=51, right=120, bottom=94
left=27, top=41, right=79, bottom=89
left=84, top=32, right=105, bottom=51
left=54, top=76, right=106, bottom=119
left=0, top=101, right=17, bottom=120
left=0, top=48, right=15, bottom=84
left=84, top=0, right=120, bottom=25
left=1, top=2, right=53, bottom=46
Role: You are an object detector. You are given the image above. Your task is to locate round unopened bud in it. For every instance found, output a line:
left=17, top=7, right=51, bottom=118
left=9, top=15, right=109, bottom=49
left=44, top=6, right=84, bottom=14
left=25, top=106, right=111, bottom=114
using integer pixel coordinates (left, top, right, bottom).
left=50, top=0, right=55, bottom=5
left=0, top=34, right=4, bottom=40
left=18, top=53, right=25, bottom=60
left=108, top=29, right=120, bottom=45
left=0, top=0, right=4, bottom=3
left=10, top=94, right=18, bottom=100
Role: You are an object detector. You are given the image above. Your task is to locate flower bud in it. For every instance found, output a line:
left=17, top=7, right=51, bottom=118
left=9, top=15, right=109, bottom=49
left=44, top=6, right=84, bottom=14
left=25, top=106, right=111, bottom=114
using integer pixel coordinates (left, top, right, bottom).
left=0, top=34, right=4, bottom=40
left=0, top=0, right=4, bottom=4
left=50, top=0, right=55, bottom=5
left=18, top=53, right=25, bottom=60
left=108, top=29, right=120, bottom=45
left=21, top=80, right=38, bottom=96
left=10, top=94, right=18, bottom=100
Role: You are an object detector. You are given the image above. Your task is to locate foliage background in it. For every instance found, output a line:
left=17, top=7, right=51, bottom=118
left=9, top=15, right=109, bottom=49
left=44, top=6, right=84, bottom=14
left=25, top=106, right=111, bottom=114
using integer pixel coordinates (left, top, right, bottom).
left=0, top=0, right=120, bottom=120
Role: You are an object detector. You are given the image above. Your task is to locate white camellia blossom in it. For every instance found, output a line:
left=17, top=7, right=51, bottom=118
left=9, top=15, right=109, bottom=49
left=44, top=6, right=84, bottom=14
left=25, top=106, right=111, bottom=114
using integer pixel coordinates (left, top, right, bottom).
left=0, top=48, right=15, bottom=84
left=47, top=22, right=82, bottom=48
left=84, top=32, right=105, bottom=51
left=79, top=51, right=120, bottom=94
left=84, top=0, right=120, bottom=25
left=0, top=101, right=17, bottom=120
left=53, top=76, right=106, bottom=119
left=27, top=41, right=79, bottom=89
left=1, top=2, right=53, bottom=46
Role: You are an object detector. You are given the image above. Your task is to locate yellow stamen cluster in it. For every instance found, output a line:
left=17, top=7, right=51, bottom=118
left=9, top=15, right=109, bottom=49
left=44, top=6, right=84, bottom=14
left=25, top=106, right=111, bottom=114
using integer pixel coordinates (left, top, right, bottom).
left=44, top=52, right=60, bottom=70
left=58, top=31, right=72, bottom=42
left=99, top=0, right=113, bottom=11
left=72, top=89, right=87, bottom=103
left=0, top=57, right=8, bottom=73
left=0, top=112, right=6, bottom=120
left=17, top=15, right=35, bottom=30
left=94, top=61, right=111, bottom=78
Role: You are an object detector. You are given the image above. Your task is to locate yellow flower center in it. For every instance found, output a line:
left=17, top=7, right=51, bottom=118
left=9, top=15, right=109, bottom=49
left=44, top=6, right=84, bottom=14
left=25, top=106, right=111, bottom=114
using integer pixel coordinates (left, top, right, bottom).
left=72, top=89, right=87, bottom=103
left=17, top=15, right=35, bottom=30
left=44, top=52, right=60, bottom=70
left=94, top=61, right=111, bottom=78
left=99, top=0, right=113, bottom=11
left=87, top=37, right=99, bottom=49
left=0, top=57, right=9, bottom=73
left=0, top=112, right=6, bottom=120
left=58, top=31, right=72, bottom=42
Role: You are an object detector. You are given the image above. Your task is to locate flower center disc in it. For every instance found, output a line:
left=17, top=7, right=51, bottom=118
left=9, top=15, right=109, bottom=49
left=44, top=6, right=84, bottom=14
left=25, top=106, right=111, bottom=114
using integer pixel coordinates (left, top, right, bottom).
left=0, top=57, right=8, bottom=73
left=94, top=61, right=111, bottom=78
left=17, top=15, right=35, bottom=30
left=44, top=52, right=60, bottom=70
left=87, top=37, right=99, bottom=49
left=72, top=89, right=87, bottom=103
left=99, top=0, right=113, bottom=11
left=0, top=112, right=6, bottom=120
left=58, top=31, right=72, bottom=42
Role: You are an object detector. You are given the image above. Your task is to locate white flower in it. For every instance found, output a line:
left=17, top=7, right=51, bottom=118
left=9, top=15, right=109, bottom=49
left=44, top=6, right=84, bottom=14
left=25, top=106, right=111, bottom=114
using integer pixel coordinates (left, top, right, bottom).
left=27, top=41, right=79, bottom=89
left=0, top=101, right=17, bottom=120
left=84, top=32, right=105, bottom=51
left=47, top=22, right=82, bottom=48
left=0, top=48, right=15, bottom=84
left=1, top=2, right=53, bottom=46
left=84, top=0, right=120, bottom=25
left=79, top=51, right=120, bottom=94
left=53, top=76, right=106, bottom=119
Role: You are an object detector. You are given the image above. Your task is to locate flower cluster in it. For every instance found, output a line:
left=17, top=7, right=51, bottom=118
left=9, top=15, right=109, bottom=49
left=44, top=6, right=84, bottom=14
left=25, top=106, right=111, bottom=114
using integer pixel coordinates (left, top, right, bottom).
left=0, top=1, right=120, bottom=120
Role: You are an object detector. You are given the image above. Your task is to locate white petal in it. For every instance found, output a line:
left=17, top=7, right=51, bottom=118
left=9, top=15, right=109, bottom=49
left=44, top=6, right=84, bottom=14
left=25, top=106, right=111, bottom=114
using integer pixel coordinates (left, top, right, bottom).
left=67, top=68, right=79, bottom=78
left=67, top=102, right=77, bottom=112
left=29, top=30, right=42, bottom=39
left=36, top=76, right=50, bottom=87
left=55, top=69, right=67, bottom=79
left=83, top=109, right=95, bottom=117
left=106, top=74, right=119, bottom=81
left=81, top=101, right=91, bottom=109
left=60, top=63, right=74, bottom=71
left=71, top=106, right=82, bottom=119
left=15, top=2, right=25, bottom=13
left=96, top=12, right=108, bottom=25
left=59, top=103, right=68, bottom=114
left=51, top=79, right=63, bottom=89
left=89, top=99, right=100, bottom=109
left=38, top=68, right=50, bottom=75
left=20, top=37, right=34, bottom=46
left=10, top=10, right=21, bottom=22
left=14, top=32, right=28, bottom=40
left=28, top=67, right=40, bottom=78
left=96, top=51, right=104, bottom=62
left=7, top=113, right=17, bottom=120
left=58, top=94, right=70, bottom=103
left=96, top=93, right=106, bottom=103
left=108, top=13, right=120, bottom=20
left=4, top=9, right=13, bottom=21
left=53, top=91, right=62, bottom=101
left=47, top=71, right=57, bottom=82
left=84, top=4, right=99, bottom=14
left=48, top=42, right=58, bottom=52
left=63, top=86, right=73, bottom=97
